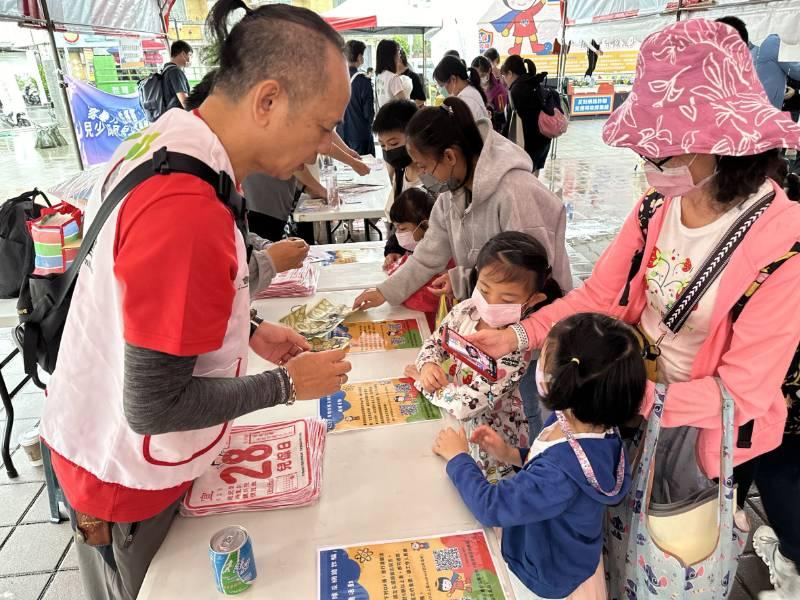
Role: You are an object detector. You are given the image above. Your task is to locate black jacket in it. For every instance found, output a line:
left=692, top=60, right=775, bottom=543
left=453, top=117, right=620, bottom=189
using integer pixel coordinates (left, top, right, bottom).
left=503, top=73, right=549, bottom=159
left=338, top=67, right=375, bottom=146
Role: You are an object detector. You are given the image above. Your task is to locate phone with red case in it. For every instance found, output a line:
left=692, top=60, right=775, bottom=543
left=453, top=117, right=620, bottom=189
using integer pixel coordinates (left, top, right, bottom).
left=442, top=327, right=498, bottom=382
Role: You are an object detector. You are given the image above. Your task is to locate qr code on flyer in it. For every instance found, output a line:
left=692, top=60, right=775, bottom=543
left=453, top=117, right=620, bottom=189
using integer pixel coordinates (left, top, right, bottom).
left=433, top=547, right=463, bottom=571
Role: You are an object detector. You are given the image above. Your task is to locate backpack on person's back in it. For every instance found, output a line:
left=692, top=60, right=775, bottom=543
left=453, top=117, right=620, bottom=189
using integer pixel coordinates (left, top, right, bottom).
left=138, top=64, right=179, bottom=123
left=0, top=189, right=50, bottom=298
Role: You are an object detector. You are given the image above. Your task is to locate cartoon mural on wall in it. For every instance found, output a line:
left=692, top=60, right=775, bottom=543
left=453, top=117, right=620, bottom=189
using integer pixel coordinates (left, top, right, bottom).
left=492, top=0, right=549, bottom=55
left=479, top=0, right=563, bottom=58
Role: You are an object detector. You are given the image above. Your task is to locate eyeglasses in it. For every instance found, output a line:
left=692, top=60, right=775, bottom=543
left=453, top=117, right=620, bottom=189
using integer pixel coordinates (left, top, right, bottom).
left=639, top=155, right=672, bottom=171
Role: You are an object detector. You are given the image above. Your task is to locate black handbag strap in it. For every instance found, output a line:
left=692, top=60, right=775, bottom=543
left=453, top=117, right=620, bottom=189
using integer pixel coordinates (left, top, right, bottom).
left=660, top=191, right=774, bottom=335
left=52, top=147, right=246, bottom=311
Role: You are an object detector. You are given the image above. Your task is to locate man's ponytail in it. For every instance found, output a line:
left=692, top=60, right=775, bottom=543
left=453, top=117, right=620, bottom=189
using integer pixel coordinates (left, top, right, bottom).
left=201, top=1, right=342, bottom=100
left=207, top=0, right=251, bottom=50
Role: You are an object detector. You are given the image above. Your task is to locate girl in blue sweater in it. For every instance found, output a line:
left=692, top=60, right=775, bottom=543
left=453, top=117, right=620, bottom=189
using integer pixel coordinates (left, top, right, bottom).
left=433, top=313, right=646, bottom=599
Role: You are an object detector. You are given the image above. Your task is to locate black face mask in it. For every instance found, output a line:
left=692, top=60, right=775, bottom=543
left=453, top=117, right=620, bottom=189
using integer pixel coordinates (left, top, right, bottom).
left=384, top=146, right=413, bottom=170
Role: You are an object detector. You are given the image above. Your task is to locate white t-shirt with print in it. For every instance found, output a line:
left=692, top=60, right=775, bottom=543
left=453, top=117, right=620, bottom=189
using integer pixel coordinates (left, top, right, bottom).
left=376, top=71, right=409, bottom=109
left=458, top=85, right=490, bottom=121
left=639, top=181, right=771, bottom=384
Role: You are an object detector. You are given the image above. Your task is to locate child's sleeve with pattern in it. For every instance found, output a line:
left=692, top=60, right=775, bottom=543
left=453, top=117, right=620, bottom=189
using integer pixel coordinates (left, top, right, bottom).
left=429, top=350, right=529, bottom=421
left=415, top=308, right=456, bottom=370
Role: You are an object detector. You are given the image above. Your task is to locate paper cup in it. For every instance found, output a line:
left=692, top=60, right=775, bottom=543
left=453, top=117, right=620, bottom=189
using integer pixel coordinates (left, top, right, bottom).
left=19, top=428, right=43, bottom=467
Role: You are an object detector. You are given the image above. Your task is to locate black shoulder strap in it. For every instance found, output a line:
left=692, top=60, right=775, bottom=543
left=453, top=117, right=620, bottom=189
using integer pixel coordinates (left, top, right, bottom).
left=731, top=240, right=800, bottom=322
left=660, top=191, right=774, bottom=335
left=729, top=239, right=800, bottom=449
left=619, top=188, right=665, bottom=306
left=51, top=147, right=246, bottom=312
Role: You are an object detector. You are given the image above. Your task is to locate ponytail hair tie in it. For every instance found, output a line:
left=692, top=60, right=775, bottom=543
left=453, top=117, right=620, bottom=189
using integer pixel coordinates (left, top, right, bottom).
left=440, top=104, right=453, bottom=115
left=570, top=357, right=580, bottom=365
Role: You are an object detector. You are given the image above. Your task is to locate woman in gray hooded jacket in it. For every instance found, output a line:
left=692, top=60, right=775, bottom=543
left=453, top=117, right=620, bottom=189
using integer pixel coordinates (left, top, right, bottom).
left=353, top=96, right=571, bottom=311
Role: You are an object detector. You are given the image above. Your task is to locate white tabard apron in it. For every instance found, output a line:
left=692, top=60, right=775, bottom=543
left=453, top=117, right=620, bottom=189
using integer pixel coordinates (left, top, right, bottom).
left=40, top=108, right=250, bottom=491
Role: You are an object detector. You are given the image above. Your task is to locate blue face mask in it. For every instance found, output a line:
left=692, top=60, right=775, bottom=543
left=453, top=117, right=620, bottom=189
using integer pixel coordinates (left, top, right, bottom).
left=438, top=85, right=449, bottom=98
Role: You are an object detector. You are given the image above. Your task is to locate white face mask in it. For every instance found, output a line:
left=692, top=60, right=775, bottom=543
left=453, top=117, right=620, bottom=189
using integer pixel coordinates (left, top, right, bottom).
left=480, top=75, right=490, bottom=88
left=535, top=358, right=552, bottom=397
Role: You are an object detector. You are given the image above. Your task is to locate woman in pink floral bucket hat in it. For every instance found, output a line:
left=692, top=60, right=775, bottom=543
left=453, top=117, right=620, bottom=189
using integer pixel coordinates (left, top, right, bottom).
left=469, top=18, right=800, bottom=597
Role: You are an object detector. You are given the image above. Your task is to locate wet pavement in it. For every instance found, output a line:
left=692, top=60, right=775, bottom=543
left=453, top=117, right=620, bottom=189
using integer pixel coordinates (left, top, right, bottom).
left=0, top=118, right=777, bottom=599
left=0, top=128, right=81, bottom=201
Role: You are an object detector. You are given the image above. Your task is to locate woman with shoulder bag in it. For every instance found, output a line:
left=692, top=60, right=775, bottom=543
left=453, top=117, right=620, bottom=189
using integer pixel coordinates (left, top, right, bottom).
left=470, top=19, right=800, bottom=598
left=501, top=55, right=551, bottom=177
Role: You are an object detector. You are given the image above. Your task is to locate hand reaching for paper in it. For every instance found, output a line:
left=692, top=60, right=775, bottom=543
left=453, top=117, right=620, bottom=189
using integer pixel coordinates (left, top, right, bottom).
left=249, top=322, right=310, bottom=366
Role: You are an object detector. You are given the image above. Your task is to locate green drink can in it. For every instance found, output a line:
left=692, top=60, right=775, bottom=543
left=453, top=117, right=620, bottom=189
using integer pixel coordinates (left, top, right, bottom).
left=209, top=526, right=257, bottom=595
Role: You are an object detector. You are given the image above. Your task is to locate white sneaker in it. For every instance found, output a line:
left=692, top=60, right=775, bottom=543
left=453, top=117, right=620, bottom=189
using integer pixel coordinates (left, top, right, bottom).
left=754, top=526, right=800, bottom=600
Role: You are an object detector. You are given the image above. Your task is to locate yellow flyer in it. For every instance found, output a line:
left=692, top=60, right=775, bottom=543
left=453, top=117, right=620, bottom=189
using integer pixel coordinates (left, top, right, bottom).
left=318, top=377, right=440, bottom=433
left=337, top=318, right=423, bottom=353
left=318, top=530, right=507, bottom=599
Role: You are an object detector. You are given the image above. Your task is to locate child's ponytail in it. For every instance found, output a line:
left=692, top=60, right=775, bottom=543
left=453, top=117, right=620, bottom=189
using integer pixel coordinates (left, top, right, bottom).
left=541, top=313, right=646, bottom=429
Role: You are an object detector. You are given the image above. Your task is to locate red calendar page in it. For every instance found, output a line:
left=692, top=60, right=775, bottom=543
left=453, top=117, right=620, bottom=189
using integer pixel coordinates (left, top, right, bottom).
left=181, top=418, right=327, bottom=517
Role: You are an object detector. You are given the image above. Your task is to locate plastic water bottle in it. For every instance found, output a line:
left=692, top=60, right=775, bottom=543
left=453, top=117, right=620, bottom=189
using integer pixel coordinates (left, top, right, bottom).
left=565, top=201, right=574, bottom=222
left=321, top=156, right=339, bottom=208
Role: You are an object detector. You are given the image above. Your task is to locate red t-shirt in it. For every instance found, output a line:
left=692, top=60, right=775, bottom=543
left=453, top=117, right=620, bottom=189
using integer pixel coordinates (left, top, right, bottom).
left=387, top=254, right=455, bottom=330
left=50, top=173, right=238, bottom=523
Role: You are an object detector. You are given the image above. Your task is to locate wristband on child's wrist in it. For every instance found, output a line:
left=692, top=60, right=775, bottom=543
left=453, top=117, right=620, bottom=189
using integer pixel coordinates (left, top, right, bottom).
left=510, top=323, right=528, bottom=352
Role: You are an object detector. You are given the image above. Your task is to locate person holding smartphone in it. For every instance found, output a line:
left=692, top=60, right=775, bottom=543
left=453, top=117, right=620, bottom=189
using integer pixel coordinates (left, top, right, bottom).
left=409, top=232, right=561, bottom=484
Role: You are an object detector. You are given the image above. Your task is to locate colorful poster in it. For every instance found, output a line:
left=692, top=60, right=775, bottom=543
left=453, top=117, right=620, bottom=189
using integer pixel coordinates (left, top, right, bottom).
left=337, top=319, right=423, bottom=353
left=64, top=75, right=148, bottom=166
left=319, top=531, right=507, bottom=600
left=319, top=377, right=440, bottom=433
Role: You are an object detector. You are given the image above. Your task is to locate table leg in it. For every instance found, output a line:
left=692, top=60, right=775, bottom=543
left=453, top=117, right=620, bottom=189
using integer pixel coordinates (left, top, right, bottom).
left=325, top=221, right=333, bottom=244
left=1, top=348, right=33, bottom=480
left=0, top=357, right=18, bottom=479
left=365, top=219, right=383, bottom=241
left=41, top=443, right=65, bottom=523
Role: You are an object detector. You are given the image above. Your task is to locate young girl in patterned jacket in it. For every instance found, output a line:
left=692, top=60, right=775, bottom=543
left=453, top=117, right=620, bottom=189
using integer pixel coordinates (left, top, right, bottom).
left=411, top=232, right=562, bottom=483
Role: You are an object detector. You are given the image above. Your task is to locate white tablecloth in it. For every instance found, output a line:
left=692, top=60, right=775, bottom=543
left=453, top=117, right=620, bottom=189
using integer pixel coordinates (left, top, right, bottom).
left=293, top=162, right=390, bottom=223
left=314, top=242, right=386, bottom=293
left=137, top=291, right=515, bottom=599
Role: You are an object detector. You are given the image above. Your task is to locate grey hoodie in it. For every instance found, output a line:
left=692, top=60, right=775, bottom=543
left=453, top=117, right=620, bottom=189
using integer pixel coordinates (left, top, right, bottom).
left=378, top=119, right=572, bottom=304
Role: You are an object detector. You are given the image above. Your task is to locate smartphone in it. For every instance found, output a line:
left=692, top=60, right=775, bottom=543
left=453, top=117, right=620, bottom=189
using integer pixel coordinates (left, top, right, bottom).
left=442, top=327, right=498, bottom=382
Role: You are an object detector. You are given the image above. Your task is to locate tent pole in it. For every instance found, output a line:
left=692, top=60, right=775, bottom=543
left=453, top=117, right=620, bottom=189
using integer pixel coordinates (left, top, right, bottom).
left=422, top=27, right=427, bottom=104
left=40, top=0, right=85, bottom=170
left=548, top=0, right=568, bottom=181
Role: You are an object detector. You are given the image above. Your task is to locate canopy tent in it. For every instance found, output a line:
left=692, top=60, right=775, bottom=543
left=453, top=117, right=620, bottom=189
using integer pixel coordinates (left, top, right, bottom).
left=564, top=0, right=800, bottom=48
left=0, top=0, right=171, bottom=170
left=322, top=0, right=443, bottom=35
left=0, top=0, right=169, bottom=36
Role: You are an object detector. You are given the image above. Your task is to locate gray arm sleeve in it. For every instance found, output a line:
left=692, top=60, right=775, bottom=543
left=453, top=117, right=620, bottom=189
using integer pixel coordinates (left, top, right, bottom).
left=123, top=343, right=290, bottom=435
left=246, top=232, right=276, bottom=296
left=248, top=248, right=276, bottom=297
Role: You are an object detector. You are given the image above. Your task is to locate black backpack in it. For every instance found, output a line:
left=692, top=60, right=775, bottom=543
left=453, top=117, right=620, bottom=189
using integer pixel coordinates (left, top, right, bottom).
left=14, top=148, right=247, bottom=388
left=138, top=64, right=177, bottom=122
left=0, top=189, right=51, bottom=298
left=623, top=189, right=800, bottom=440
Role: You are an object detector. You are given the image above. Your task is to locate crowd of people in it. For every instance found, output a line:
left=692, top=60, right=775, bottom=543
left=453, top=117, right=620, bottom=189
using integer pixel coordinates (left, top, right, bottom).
left=38, top=2, right=800, bottom=599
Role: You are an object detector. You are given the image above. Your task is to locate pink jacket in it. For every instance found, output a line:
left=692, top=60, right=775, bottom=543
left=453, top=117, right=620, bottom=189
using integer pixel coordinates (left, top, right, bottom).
left=522, top=180, right=800, bottom=477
